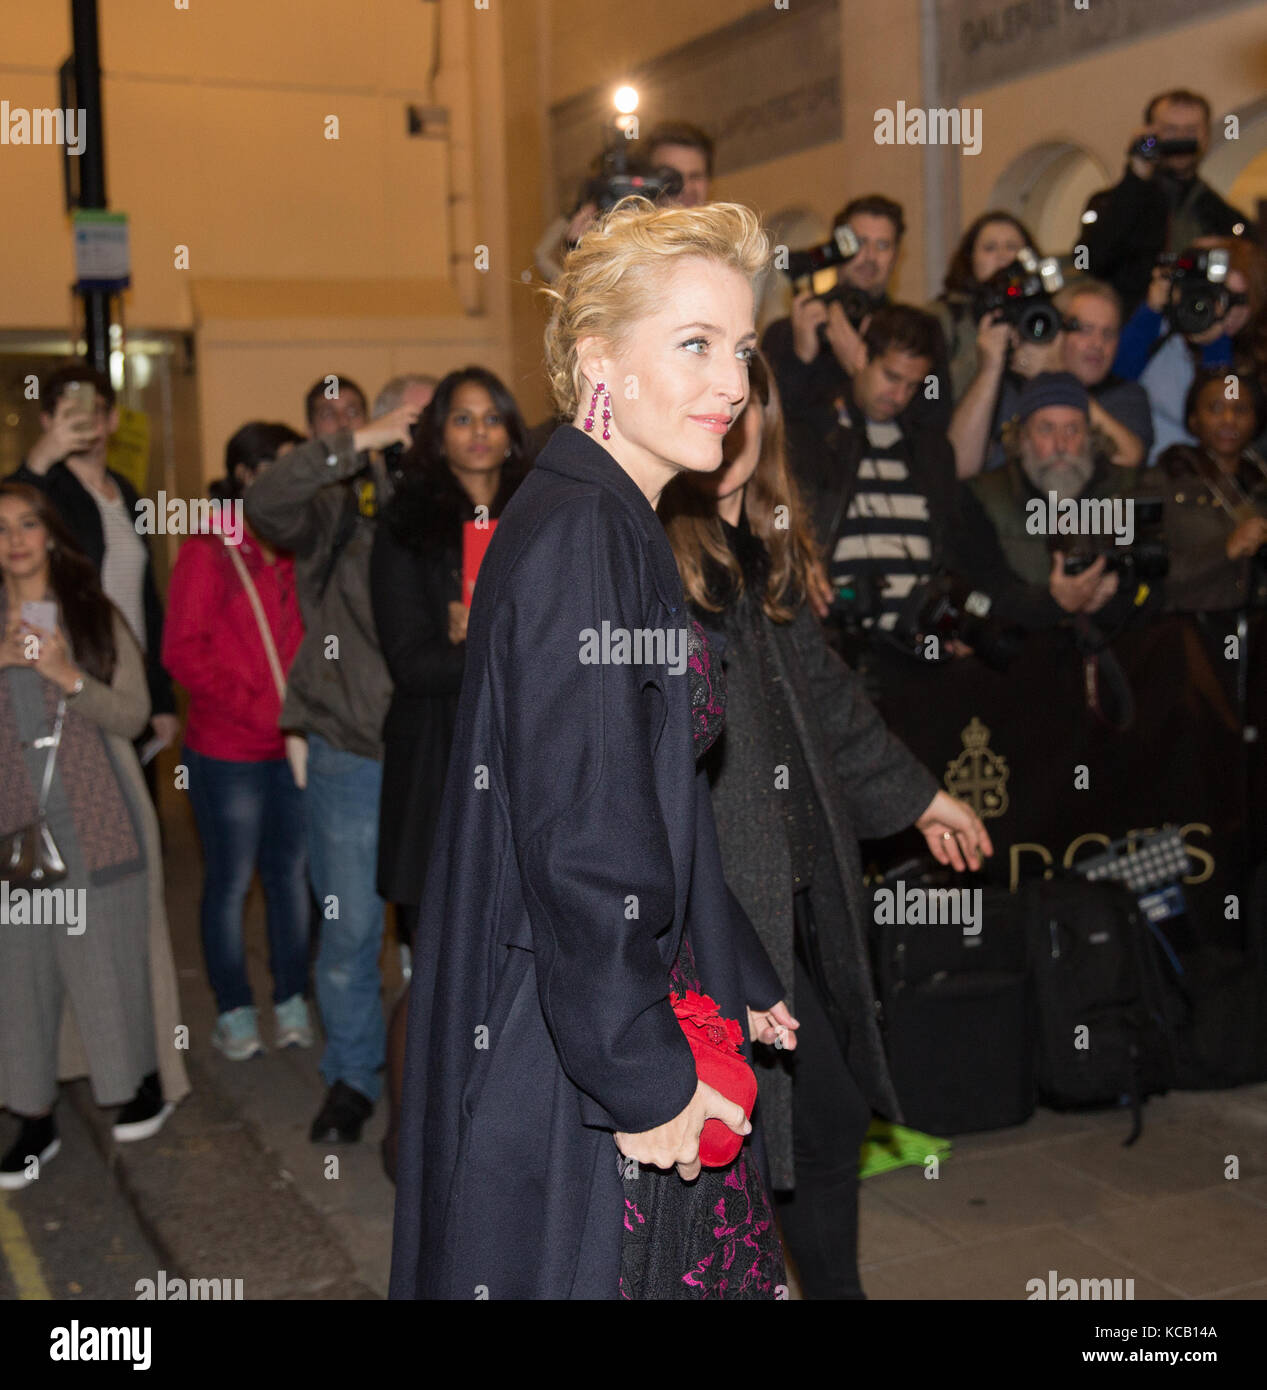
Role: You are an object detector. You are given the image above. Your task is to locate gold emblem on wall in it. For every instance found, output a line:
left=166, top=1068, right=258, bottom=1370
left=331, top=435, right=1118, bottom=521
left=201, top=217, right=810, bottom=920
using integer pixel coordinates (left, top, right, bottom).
left=945, top=717, right=1009, bottom=820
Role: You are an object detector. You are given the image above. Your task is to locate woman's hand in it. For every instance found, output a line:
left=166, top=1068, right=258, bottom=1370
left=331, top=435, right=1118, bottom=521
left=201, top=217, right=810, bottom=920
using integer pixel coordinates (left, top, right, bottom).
left=447, top=600, right=469, bottom=645
left=914, top=790, right=993, bottom=872
left=0, top=616, right=31, bottom=670
left=21, top=624, right=83, bottom=693
left=1226, top=516, right=1267, bottom=561
left=748, top=999, right=799, bottom=1051
left=614, top=1079, right=750, bottom=1183
left=805, top=558, right=834, bottom=621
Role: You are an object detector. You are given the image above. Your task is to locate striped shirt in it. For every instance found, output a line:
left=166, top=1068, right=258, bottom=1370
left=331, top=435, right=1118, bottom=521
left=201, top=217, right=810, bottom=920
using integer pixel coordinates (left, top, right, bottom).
left=92, top=488, right=149, bottom=651
left=829, top=418, right=933, bottom=632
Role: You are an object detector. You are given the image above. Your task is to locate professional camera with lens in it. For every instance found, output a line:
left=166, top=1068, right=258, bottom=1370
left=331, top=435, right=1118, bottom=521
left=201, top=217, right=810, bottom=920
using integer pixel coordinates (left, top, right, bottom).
left=1128, top=134, right=1200, bottom=163
left=1157, top=246, right=1244, bottom=336
left=578, top=141, right=684, bottom=214
left=1061, top=496, right=1169, bottom=582
left=779, top=226, right=872, bottom=343
left=833, top=570, right=1024, bottom=671
left=973, top=248, right=1065, bottom=343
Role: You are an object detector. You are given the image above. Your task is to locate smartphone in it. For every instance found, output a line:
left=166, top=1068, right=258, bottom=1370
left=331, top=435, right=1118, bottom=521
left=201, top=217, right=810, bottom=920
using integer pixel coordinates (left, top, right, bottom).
left=62, top=380, right=96, bottom=429
left=20, top=600, right=58, bottom=634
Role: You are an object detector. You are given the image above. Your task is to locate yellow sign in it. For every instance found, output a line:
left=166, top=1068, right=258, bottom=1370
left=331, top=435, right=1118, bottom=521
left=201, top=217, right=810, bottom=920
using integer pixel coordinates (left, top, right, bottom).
left=106, top=406, right=150, bottom=496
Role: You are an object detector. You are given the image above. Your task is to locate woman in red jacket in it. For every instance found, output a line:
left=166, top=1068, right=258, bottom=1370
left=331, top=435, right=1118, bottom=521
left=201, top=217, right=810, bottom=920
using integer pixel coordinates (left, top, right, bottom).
left=162, top=423, right=309, bottom=1062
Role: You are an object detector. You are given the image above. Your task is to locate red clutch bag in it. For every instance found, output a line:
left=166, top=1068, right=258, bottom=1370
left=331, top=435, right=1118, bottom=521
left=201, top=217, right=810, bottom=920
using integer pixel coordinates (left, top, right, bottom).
left=670, top=990, right=757, bottom=1167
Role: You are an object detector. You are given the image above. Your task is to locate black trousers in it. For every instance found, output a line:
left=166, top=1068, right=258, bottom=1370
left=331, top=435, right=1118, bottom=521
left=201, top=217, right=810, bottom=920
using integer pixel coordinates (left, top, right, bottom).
left=774, top=889, right=874, bottom=1300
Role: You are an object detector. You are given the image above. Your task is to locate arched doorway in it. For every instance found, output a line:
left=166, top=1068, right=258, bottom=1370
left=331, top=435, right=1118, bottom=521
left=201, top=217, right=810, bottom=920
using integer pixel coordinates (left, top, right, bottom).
left=988, top=142, right=1110, bottom=257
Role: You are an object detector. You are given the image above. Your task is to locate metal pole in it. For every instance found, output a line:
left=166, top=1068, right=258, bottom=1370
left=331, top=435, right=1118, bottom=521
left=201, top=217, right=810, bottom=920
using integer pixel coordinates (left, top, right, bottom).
left=70, top=0, right=110, bottom=374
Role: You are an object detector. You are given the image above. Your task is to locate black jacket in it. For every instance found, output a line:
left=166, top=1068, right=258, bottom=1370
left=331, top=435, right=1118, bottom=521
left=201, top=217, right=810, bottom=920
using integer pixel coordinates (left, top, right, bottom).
left=370, top=459, right=526, bottom=905
left=9, top=460, right=175, bottom=717
left=388, top=424, right=783, bottom=1300
left=762, top=296, right=952, bottom=448
left=694, top=521, right=938, bottom=1189
left=1080, top=167, right=1245, bottom=317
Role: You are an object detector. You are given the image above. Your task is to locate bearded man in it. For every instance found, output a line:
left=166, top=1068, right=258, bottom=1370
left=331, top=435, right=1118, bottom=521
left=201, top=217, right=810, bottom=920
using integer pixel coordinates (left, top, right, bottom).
left=947, top=373, right=1148, bottom=631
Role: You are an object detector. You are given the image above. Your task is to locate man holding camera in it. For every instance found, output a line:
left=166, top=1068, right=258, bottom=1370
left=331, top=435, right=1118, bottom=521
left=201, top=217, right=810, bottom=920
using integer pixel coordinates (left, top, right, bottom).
left=762, top=196, right=951, bottom=451
left=1079, top=89, right=1246, bottom=317
left=244, top=377, right=419, bottom=1145
left=949, top=374, right=1146, bottom=633
left=788, top=307, right=958, bottom=652
left=952, top=278, right=1153, bottom=478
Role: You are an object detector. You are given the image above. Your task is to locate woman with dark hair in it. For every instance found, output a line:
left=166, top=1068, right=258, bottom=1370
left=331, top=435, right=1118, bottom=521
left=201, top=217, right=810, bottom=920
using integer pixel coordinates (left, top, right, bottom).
left=0, top=483, right=188, bottom=1186
left=371, top=367, right=529, bottom=1180
left=930, top=210, right=1036, bottom=405
left=163, top=422, right=308, bottom=1062
left=1138, top=369, right=1267, bottom=613
left=660, top=353, right=991, bottom=1298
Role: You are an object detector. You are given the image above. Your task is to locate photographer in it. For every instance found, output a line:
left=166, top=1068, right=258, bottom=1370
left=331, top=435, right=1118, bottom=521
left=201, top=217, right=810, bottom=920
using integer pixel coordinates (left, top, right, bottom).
left=1113, top=236, right=1266, bottom=463
left=762, top=196, right=951, bottom=446
left=949, top=373, right=1147, bottom=634
left=533, top=120, right=712, bottom=284
left=952, top=278, right=1153, bottom=480
left=1079, top=89, right=1246, bottom=316
left=928, top=210, right=1036, bottom=405
left=788, top=306, right=958, bottom=648
left=1137, top=369, right=1267, bottom=613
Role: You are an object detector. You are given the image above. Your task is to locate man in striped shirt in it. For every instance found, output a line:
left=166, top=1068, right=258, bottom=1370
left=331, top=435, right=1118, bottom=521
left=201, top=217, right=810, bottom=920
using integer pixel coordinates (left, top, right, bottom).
left=788, top=306, right=959, bottom=639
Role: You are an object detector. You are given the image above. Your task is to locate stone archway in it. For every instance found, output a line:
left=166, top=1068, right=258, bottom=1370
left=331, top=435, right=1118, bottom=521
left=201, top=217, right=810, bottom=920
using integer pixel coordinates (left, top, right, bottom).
left=987, top=141, right=1111, bottom=258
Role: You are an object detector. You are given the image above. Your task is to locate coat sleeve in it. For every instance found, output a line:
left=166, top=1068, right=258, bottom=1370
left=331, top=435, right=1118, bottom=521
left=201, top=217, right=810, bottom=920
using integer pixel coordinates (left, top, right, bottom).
left=498, top=494, right=698, bottom=1135
left=369, top=525, right=465, bottom=697
left=73, top=610, right=152, bottom=740
left=244, top=433, right=356, bottom=557
left=794, top=605, right=939, bottom=840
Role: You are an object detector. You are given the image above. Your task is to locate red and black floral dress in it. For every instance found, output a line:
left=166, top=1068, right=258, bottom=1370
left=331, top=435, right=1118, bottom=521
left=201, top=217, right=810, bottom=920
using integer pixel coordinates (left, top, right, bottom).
left=617, top=619, right=786, bottom=1300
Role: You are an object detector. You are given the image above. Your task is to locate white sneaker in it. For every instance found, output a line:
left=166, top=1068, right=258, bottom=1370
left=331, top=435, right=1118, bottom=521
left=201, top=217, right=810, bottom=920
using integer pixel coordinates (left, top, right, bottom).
left=274, top=995, right=314, bottom=1049
left=212, top=1005, right=265, bottom=1061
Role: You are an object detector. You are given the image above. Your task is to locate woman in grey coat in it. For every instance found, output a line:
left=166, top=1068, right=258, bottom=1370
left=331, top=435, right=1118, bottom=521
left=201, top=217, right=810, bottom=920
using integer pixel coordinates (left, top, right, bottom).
left=661, top=354, right=992, bottom=1298
left=0, top=483, right=186, bottom=1188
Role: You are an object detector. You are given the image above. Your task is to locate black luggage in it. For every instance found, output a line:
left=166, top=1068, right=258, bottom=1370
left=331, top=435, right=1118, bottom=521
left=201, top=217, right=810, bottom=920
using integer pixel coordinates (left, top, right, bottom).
left=871, top=874, right=1035, bottom=1135
left=1022, top=875, right=1182, bottom=1142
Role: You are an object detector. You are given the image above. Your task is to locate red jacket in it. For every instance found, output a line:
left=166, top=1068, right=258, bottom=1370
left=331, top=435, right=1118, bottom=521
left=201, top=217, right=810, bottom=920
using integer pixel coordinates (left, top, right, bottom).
left=162, top=527, right=303, bottom=761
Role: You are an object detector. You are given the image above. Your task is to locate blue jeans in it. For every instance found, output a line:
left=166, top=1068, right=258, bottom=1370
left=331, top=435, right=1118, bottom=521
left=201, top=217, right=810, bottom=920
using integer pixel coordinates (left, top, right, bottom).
left=305, top=733, right=386, bottom=1103
left=183, top=747, right=310, bottom=1015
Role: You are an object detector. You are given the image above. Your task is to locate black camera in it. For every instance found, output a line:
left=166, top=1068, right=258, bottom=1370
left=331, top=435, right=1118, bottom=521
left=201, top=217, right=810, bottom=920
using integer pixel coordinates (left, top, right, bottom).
left=781, top=224, right=861, bottom=282
left=973, top=248, right=1064, bottom=344
left=1060, top=497, right=1169, bottom=582
left=578, top=142, right=683, bottom=215
left=834, top=571, right=1024, bottom=671
left=1129, top=134, right=1200, bottom=163
left=1158, top=246, right=1242, bottom=336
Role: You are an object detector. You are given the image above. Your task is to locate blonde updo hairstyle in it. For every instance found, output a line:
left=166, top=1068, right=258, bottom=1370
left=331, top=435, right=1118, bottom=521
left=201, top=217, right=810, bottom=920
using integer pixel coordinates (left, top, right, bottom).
left=542, top=197, right=771, bottom=420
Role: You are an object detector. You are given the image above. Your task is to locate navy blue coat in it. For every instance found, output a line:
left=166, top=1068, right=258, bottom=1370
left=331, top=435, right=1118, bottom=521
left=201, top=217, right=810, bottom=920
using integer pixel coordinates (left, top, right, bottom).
left=388, top=424, right=785, bottom=1300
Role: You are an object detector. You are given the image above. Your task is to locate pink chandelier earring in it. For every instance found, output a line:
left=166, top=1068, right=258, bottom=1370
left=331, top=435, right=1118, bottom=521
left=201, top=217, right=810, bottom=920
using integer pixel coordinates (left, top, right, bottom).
left=583, top=381, right=611, bottom=440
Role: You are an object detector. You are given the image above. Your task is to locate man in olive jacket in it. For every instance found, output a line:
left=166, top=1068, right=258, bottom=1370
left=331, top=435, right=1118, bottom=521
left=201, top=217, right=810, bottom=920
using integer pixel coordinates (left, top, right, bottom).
left=949, top=373, right=1148, bottom=633
left=244, top=377, right=418, bottom=1144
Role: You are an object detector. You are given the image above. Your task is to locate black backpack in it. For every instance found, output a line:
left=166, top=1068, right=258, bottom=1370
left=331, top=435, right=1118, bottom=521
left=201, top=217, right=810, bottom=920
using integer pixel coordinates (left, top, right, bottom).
left=1022, top=875, right=1184, bottom=1142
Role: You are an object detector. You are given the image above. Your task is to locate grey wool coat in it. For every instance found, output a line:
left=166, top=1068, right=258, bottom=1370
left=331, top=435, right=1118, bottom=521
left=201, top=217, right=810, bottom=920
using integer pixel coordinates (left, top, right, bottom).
left=694, top=542, right=938, bottom=1191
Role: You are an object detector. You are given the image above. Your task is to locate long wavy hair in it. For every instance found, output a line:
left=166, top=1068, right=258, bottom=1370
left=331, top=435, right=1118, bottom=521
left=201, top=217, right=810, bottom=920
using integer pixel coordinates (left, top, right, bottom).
left=0, top=481, right=116, bottom=682
left=942, top=210, right=1037, bottom=296
left=660, top=353, right=819, bottom=624
left=386, top=367, right=530, bottom=554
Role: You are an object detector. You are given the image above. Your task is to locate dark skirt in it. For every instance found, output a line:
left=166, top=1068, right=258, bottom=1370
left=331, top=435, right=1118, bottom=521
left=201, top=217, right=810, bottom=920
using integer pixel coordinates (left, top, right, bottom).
left=618, top=934, right=786, bottom=1299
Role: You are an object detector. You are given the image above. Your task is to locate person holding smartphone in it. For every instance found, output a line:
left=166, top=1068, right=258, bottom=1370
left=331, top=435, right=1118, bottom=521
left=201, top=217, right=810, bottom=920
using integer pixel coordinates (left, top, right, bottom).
left=9, top=363, right=179, bottom=780
left=0, top=482, right=188, bottom=1186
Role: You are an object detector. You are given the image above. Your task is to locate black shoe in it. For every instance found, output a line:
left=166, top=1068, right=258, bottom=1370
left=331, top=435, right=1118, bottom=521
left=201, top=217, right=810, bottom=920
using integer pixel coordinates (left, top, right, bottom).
left=310, top=1081, right=373, bottom=1144
left=0, top=1114, right=60, bottom=1190
left=113, top=1071, right=174, bottom=1143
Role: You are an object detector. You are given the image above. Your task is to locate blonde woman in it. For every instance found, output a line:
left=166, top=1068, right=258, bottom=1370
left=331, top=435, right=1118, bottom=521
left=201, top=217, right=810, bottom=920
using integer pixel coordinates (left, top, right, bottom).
left=390, top=199, right=798, bottom=1300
